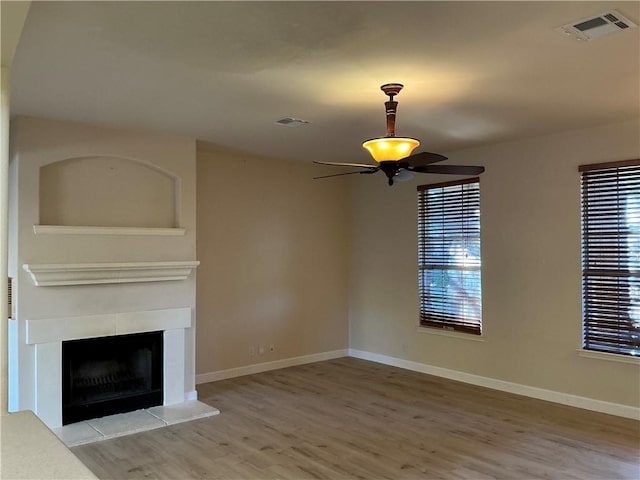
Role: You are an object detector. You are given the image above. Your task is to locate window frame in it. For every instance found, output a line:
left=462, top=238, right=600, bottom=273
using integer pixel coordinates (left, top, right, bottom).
left=417, top=177, right=482, bottom=336
left=580, top=158, right=640, bottom=357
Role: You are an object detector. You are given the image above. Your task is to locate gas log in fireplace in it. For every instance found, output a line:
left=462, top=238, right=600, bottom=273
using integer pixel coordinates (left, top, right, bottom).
left=62, top=331, right=163, bottom=425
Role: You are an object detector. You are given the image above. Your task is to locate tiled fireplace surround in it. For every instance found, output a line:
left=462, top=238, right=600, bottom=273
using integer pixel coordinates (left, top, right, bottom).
left=27, top=307, right=192, bottom=429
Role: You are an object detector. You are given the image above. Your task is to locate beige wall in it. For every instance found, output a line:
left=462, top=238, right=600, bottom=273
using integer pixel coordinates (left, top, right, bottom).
left=196, top=145, right=349, bottom=375
left=349, top=119, right=640, bottom=408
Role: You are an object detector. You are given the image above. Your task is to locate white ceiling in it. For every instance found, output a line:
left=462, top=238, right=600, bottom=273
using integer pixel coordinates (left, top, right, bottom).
left=10, top=1, right=640, bottom=163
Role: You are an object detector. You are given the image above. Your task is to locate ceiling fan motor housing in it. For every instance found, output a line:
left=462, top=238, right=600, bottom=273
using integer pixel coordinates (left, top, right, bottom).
left=379, top=161, right=401, bottom=185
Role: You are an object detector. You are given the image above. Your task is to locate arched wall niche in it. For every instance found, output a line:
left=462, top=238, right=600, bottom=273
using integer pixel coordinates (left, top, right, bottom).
left=39, top=155, right=180, bottom=228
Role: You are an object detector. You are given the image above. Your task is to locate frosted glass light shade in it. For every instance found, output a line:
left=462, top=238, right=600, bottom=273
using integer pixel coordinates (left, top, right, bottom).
left=362, top=137, right=420, bottom=162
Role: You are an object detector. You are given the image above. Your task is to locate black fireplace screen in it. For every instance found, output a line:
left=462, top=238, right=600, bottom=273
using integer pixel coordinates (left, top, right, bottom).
left=62, top=331, right=163, bottom=425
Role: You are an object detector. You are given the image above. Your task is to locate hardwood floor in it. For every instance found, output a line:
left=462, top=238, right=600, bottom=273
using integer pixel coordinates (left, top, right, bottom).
left=72, top=357, right=640, bottom=479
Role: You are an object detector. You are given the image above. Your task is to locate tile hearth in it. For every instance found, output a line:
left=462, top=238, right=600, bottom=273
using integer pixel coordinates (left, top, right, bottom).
left=53, top=400, right=219, bottom=447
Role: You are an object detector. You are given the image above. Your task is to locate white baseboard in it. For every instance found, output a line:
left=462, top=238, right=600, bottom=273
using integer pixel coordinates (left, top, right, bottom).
left=196, top=349, right=348, bottom=384
left=184, top=390, right=198, bottom=401
left=349, top=349, right=640, bottom=420
left=195, top=347, right=638, bottom=420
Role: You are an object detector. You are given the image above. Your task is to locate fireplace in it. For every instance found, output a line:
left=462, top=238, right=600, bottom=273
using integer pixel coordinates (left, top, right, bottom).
left=62, top=331, right=163, bottom=425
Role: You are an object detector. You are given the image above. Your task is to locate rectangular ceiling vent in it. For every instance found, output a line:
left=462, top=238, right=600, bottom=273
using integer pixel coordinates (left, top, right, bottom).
left=275, top=117, right=311, bottom=127
left=556, top=10, right=637, bottom=41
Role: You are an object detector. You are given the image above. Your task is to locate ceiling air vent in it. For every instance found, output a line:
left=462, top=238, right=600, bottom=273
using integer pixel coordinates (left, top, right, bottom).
left=556, top=10, right=637, bottom=41
left=275, top=117, right=311, bottom=127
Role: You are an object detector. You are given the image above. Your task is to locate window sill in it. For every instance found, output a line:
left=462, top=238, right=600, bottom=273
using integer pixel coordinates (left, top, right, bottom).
left=416, top=326, right=485, bottom=342
left=576, top=349, right=640, bottom=365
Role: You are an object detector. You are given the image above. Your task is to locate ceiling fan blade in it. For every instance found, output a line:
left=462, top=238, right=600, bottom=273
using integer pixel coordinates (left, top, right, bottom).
left=402, top=151, right=448, bottom=167
left=411, top=164, right=485, bottom=175
left=313, top=160, right=379, bottom=169
left=313, top=169, right=379, bottom=179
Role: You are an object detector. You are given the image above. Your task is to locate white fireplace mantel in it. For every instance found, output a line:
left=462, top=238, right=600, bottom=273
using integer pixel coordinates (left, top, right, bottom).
left=22, top=261, right=200, bottom=286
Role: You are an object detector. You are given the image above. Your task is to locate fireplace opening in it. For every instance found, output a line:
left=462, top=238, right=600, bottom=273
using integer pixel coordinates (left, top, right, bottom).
left=62, top=331, right=163, bottom=425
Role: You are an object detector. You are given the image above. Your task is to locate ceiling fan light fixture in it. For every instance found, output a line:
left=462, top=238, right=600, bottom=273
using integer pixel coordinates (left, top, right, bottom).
left=313, top=82, right=484, bottom=186
left=362, top=137, right=420, bottom=162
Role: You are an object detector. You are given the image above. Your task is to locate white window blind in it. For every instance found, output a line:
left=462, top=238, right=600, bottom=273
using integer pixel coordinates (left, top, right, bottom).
left=418, top=178, right=482, bottom=335
left=580, top=159, right=640, bottom=356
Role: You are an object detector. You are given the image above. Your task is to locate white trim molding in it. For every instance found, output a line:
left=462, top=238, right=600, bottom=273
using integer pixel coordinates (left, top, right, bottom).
left=23, top=260, right=199, bottom=286
left=33, top=225, right=186, bottom=236
left=577, top=348, right=640, bottom=365
left=196, top=349, right=348, bottom=384
left=349, top=349, right=640, bottom=420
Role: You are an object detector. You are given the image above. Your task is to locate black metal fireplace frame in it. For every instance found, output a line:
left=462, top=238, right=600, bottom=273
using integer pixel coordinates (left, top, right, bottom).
left=62, top=331, right=163, bottom=425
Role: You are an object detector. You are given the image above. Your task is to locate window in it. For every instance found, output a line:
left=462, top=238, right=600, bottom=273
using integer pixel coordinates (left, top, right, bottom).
left=580, top=159, right=640, bottom=356
left=417, top=178, right=482, bottom=335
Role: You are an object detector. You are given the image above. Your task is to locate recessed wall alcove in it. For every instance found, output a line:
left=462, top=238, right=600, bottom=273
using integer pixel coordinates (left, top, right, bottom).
left=39, top=156, right=179, bottom=228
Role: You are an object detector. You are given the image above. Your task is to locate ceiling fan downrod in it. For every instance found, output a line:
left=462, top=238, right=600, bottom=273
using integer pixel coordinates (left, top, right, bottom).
left=381, top=83, right=404, bottom=138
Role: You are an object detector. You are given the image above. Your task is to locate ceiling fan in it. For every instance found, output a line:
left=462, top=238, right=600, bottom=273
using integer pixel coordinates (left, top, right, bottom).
left=314, top=83, right=485, bottom=186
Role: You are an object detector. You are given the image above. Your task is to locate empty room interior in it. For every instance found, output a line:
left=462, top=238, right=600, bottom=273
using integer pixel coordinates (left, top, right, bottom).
left=1, top=2, right=639, bottom=479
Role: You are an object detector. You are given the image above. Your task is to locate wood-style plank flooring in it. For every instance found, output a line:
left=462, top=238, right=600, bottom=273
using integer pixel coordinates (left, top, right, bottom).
left=72, top=357, right=640, bottom=479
